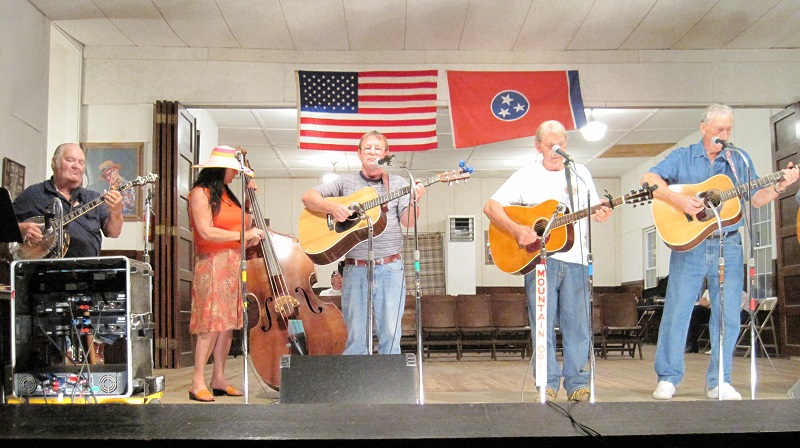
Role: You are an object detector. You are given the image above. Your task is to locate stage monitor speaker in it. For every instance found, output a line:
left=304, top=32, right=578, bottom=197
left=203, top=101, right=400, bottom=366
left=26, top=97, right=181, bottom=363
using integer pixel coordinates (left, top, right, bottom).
left=279, top=353, right=419, bottom=404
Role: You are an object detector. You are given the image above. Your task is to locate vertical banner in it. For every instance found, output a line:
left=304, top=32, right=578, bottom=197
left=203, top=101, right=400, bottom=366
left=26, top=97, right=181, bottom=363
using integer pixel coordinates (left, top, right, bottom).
left=534, top=263, right=548, bottom=389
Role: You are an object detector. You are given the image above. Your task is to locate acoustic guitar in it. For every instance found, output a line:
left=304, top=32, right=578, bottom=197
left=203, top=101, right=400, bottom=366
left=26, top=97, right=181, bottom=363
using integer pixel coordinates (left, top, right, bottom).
left=14, top=173, right=159, bottom=260
left=488, top=185, right=656, bottom=275
left=651, top=167, right=796, bottom=252
left=298, top=165, right=472, bottom=264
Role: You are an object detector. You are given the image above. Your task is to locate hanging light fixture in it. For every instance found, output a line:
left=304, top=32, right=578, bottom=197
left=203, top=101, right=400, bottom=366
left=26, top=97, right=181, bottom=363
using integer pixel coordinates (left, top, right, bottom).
left=580, top=109, right=608, bottom=142
left=322, top=161, right=339, bottom=183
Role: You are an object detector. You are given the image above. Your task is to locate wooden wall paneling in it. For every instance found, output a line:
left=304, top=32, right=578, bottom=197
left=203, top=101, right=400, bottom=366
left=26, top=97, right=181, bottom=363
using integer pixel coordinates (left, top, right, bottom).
left=771, top=102, right=800, bottom=356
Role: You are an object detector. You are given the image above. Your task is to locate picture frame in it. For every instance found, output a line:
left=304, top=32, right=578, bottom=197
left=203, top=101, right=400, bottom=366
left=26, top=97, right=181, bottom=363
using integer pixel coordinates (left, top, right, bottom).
left=81, top=142, right=144, bottom=221
left=2, top=157, right=26, bottom=200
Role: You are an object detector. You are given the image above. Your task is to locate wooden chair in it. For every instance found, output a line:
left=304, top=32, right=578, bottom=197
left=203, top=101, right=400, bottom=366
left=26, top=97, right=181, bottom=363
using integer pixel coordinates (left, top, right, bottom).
left=400, top=295, right=418, bottom=353
left=455, top=294, right=497, bottom=359
left=420, top=294, right=461, bottom=359
left=491, top=293, right=531, bottom=359
left=592, top=293, right=606, bottom=358
left=598, top=293, right=643, bottom=359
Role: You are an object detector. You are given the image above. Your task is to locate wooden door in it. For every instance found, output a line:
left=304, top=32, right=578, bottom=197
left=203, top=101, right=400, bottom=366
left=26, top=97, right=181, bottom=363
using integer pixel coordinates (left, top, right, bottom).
left=153, top=100, right=197, bottom=368
left=771, top=103, right=800, bottom=356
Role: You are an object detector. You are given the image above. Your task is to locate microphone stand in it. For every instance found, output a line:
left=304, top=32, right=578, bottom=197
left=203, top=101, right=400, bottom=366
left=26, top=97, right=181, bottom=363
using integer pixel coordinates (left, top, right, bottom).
left=705, top=198, right=726, bottom=401
left=143, top=188, right=153, bottom=267
left=724, top=145, right=757, bottom=398
left=536, top=205, right=560, bottom=403
left=399, top=164, right=424, bottom=404
left=565, top=161, right=597, bottom=404
left=235, top=153, right=250, bottom=404
left=53, top=197, right=64, bottom=258
left=365, top=214, right=375, bottom=355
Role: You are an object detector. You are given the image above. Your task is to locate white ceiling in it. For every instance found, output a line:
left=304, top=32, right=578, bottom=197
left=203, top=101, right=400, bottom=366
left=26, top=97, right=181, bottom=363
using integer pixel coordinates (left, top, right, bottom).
left=29, top=0, right=800, bottom=179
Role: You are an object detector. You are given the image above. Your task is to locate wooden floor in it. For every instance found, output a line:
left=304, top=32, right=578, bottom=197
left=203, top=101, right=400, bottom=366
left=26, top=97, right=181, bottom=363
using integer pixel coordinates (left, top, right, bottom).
left=154, top=343, right=800, bottom=404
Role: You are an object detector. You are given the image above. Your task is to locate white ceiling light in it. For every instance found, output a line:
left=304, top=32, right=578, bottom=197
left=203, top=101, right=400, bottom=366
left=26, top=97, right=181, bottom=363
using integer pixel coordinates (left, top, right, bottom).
left=322, top=161, right=339, bottom=183
left=580, top=110, right=608, bottom=142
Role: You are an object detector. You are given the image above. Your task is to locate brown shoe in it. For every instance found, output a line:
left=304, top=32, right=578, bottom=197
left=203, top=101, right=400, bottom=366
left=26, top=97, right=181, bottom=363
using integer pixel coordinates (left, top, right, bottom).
left=568, top=388, right=590, bottom=402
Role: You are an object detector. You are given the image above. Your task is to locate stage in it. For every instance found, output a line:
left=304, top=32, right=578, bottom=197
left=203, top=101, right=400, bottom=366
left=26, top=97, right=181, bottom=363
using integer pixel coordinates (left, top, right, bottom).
left=1, top=400, right=799, bottom=447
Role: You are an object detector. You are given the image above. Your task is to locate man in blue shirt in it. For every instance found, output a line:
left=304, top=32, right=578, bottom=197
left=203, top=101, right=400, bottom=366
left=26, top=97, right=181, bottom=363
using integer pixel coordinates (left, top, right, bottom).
left=642, top=104, right=798, bottom=400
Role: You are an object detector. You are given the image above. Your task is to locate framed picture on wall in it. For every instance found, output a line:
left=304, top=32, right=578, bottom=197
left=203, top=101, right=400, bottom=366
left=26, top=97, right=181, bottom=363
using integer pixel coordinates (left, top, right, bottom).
left=2, top=157, right=26, bottom=200
left=81, top=142, right=144, bottom=221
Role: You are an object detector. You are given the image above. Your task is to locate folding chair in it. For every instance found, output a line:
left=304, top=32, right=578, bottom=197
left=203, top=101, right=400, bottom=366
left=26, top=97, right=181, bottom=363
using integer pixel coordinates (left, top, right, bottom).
left=735, top=297, right=779, bottom=358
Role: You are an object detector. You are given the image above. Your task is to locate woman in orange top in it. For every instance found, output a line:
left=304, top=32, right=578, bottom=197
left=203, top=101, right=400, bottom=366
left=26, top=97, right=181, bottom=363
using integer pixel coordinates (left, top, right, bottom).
left=188, top=146, right=264, bottom=402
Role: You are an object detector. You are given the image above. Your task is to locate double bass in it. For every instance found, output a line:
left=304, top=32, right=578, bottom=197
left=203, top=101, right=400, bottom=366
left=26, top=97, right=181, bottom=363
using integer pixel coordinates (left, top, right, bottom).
left=240, top=151, right=347, bottom=390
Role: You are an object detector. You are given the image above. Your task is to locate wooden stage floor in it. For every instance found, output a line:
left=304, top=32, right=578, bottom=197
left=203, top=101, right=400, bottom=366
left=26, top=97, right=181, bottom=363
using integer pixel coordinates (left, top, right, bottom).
left=156, top=343, right=800, bottom=404
left=3, top=344, right=800, bottom=447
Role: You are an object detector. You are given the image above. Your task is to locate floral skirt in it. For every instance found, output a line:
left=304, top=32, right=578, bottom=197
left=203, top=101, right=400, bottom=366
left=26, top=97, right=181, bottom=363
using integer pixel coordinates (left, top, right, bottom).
left=189, top=249, right=243, bottom=334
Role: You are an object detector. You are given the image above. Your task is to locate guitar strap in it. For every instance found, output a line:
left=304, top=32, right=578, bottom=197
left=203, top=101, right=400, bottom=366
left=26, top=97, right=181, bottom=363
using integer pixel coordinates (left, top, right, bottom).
left=564, top=166, right=575, bottom=211
left=725, top=150, right=741, bottom=185
left=380, top=171, right=390, bottom=213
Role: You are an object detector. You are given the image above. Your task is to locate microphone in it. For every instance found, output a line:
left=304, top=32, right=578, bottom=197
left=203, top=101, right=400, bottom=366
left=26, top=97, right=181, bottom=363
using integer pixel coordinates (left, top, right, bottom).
left=373, top=154, right=394, bottom=168
left=554, top=145, right=573, bottom=164
left=712, top=136, right=731, bottom=148
left=234, top=150, right=243, bottom=161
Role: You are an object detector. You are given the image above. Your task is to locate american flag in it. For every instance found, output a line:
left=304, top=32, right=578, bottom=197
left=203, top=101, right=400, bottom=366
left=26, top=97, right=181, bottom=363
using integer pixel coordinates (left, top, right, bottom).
left=297, top=70, right=438, bottom=151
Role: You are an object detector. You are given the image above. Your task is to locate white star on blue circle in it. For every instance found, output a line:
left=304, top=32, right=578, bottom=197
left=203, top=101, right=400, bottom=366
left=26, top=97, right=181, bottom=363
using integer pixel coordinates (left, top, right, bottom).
left=491, top=90, right=529, bottom=122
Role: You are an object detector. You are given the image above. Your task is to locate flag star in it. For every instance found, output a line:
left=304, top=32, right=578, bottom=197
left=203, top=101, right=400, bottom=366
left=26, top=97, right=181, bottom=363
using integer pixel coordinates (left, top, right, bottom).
left=498, top=108, right=510, bottom=117
left=501, top=94, right=514, bottom=105
left=513, top=104, right=525, bottom=113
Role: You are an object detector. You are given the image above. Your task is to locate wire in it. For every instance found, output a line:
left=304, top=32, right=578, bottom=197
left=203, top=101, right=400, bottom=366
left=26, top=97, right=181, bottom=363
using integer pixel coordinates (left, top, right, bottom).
left=545, top=401, right=607, bottom=444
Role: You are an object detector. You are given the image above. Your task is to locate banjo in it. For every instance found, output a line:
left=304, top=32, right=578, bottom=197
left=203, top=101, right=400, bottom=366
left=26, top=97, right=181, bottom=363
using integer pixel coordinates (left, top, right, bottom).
left=14, top=173, right=158, bottom=260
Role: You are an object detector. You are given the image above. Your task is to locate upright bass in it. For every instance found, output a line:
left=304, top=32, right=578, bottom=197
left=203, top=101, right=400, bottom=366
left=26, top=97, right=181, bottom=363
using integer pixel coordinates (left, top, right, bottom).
left=239, top=150, right=347, bottom=391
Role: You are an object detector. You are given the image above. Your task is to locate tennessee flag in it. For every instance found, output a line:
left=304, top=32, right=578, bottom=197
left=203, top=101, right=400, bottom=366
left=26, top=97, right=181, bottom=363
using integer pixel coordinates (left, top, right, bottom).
left=447, top=70, right=586, bottom=148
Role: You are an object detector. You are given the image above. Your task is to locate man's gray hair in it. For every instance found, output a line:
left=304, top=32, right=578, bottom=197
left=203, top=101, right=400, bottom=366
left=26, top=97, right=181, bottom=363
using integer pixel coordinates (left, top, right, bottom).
left=701, top=104, right=733, bottom=124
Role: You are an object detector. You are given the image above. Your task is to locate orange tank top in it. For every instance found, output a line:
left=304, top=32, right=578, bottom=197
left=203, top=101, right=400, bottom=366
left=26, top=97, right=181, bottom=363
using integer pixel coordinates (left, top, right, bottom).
left=191, top=187, right=244, bottom=254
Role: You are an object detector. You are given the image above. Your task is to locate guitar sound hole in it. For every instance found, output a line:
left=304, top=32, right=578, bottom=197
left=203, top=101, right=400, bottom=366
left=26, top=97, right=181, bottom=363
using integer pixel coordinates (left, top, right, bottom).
left=334, top=214, right=361, bottom=233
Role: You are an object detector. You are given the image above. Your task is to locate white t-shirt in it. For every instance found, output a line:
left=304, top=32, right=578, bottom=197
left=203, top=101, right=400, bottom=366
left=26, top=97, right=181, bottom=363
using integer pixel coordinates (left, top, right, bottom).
left=319, top=288, right=341, bottom=297
left=490, top=159, right=601, bottom=265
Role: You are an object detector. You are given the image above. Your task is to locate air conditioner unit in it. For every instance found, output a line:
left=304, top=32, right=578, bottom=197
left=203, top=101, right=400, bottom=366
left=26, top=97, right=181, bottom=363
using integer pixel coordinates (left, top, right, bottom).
left=445, top=215, right=476, bottom=295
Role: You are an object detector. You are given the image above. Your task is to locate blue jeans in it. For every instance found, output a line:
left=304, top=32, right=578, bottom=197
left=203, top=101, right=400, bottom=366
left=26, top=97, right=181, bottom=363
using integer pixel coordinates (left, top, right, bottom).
left=654, top=233, right=744, bottom=389
left=525, top=258, right=592, bottom=394
left=341, top=259, right=406, bottom=355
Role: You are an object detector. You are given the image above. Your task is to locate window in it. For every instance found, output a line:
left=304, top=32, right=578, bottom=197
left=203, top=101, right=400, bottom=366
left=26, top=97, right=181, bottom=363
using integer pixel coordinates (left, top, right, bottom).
left=644, top=226, right=658, bottom=289
left=750, top=203, right=773, bottom=299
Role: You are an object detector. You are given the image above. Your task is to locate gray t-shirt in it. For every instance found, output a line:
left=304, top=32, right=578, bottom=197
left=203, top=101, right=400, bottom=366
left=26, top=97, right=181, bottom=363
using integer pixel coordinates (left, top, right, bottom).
left=314, top=172, right=411, bottom=259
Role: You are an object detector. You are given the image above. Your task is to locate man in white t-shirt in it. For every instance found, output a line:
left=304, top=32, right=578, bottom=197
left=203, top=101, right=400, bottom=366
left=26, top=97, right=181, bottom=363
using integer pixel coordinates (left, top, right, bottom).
left=319, top=260, right=344, bottom=297
left=483, top=120, right=612, bottom=403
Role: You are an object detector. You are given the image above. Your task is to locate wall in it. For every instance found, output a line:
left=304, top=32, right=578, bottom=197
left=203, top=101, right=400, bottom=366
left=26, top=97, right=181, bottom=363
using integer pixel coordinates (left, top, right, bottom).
left=0, top=0, right=50, bottom=182
left=4, top=3, right=794, bottom=290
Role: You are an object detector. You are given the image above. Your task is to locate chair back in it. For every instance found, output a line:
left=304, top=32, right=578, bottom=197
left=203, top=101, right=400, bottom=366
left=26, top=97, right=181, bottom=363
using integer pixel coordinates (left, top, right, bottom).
left=600, top=293, right=639, bottom=327
left=402, top=295, right=417, bottom=336
left=491, top=293, right=529, bottom=328
left=421, top=294, right=458, bottom=329
left=455, top=294, right=494, bottom=329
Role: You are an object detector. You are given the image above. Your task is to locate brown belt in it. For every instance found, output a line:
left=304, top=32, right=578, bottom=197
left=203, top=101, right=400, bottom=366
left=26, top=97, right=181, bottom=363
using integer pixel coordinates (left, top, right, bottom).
left=707, top=231, right=736, bottom=240
left=345, top=253, right=402, bottom=267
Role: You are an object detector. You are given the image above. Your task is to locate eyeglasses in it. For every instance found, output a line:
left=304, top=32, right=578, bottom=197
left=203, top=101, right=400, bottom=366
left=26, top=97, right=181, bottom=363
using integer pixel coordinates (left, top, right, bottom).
left=360, top=146, right=386, bottom=153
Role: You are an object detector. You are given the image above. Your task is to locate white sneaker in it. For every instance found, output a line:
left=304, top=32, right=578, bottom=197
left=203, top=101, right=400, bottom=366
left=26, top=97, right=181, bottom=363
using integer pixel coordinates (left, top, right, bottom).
left=652, top=381, right=675, bottom=400
left=707, top=383, right=742, bottom=400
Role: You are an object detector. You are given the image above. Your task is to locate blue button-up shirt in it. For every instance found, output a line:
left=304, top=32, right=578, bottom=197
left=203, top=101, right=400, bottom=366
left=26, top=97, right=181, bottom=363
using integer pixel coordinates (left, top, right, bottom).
left=648, top=140, right=761, bottom=234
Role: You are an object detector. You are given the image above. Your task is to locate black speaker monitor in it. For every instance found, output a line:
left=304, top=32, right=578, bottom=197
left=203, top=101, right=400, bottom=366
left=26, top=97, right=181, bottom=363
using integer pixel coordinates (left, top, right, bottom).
left=279, top=353, right=419, bottom=404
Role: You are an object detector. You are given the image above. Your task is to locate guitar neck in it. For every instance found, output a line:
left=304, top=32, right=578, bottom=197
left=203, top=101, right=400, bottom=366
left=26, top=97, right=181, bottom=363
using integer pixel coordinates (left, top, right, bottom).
left=360, top=176, right=439, bottom=211
left=721, top=167, right=796, bottom=202
left=552, top=196, right=626, bottom=228
left=59, top=180, right=139, bottom=226
left=59, top=195, right=107, bottom=226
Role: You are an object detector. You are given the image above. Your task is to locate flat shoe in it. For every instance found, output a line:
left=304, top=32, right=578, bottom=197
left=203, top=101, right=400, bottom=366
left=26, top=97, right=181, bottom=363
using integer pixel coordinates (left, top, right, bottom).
left=189, top=389, right=215, bottom=402
left=212, top=386, right=244, bottom=397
